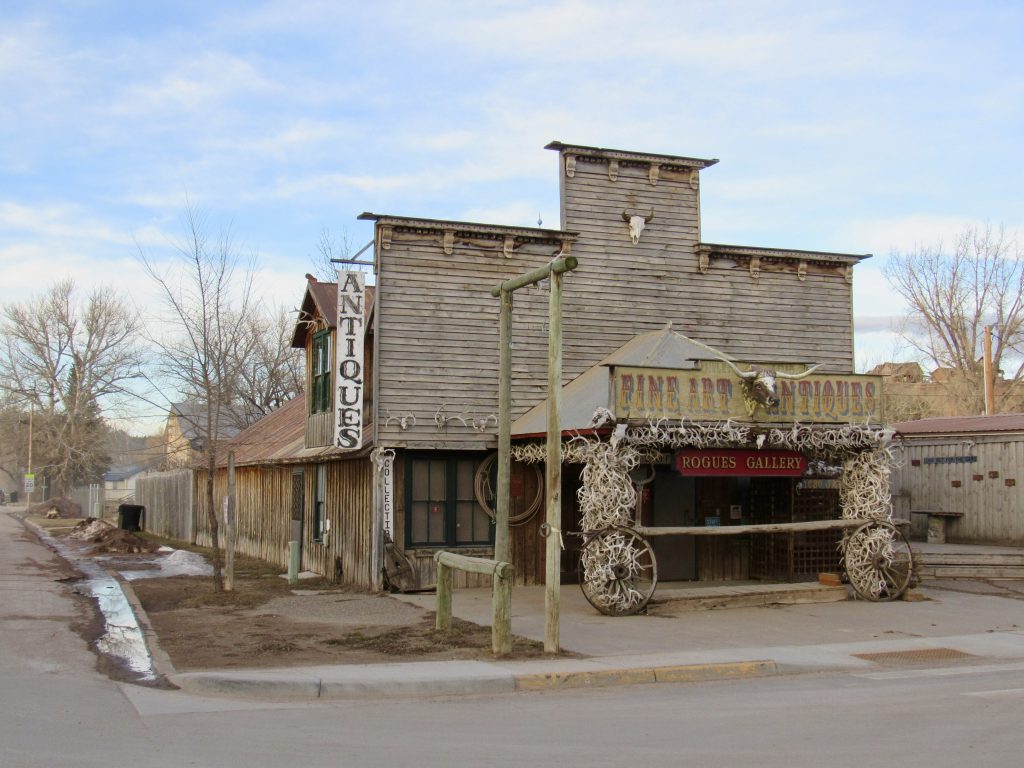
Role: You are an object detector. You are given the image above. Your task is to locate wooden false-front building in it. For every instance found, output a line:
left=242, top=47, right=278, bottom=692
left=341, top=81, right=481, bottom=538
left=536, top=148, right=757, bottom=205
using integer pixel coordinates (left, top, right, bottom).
left=216, top=141, right=879, bottom=590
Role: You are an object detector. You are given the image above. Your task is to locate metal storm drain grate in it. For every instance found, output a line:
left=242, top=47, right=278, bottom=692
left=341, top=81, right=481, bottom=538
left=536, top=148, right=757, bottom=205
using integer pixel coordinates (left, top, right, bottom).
left=854, top=648, right=974, bottom=665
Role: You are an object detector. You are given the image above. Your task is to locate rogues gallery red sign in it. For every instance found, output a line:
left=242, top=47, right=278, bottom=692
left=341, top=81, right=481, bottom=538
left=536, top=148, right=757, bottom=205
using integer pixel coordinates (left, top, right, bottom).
left=675, top=449, right=807, bottom=477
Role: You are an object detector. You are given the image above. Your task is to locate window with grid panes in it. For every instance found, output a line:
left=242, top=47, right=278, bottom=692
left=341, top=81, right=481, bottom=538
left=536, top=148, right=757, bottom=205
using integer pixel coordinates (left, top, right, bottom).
left=407, top=454, right=492, bottom=548
left=311, top=330, right=331, bottom=413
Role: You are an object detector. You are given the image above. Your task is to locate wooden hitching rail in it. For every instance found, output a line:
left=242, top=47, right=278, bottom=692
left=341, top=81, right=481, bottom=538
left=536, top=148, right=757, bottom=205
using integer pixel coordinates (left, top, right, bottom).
left=635, top=519, right=868, bottom=537
left=434, top=551, right=515, bottom=656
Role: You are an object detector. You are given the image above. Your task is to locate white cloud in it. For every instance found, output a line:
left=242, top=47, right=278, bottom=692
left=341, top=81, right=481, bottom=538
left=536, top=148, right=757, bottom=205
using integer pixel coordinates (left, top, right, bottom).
left=0, top=202, right=135, bottom=245
left=839, top=214, right=988, bottom=256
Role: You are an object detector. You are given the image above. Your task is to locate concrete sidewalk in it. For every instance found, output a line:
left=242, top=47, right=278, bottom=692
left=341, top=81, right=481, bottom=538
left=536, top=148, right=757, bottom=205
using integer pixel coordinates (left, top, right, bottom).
left=169, top=577, right=1024, bottom=700
left=11, top=510, right=1024, bottom=702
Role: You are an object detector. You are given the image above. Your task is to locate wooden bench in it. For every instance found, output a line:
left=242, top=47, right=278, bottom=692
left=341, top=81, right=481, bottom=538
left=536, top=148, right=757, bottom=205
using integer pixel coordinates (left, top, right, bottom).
left=912, top=510, right=964, bottom=544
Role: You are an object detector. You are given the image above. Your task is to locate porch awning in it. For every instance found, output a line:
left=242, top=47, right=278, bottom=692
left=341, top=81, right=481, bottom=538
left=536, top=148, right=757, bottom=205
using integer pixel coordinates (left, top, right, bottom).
left=512, top=325, right=726, bottom=437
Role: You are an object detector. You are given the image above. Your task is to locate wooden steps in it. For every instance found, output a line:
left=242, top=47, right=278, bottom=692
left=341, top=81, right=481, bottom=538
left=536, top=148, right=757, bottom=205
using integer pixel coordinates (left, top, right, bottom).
left=916, top=551, right=1024, bottom=580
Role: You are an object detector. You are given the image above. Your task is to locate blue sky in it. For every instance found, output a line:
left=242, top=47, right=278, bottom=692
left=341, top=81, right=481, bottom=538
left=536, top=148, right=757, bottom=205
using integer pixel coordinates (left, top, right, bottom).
left=2, top=1, right=1022, bottom=429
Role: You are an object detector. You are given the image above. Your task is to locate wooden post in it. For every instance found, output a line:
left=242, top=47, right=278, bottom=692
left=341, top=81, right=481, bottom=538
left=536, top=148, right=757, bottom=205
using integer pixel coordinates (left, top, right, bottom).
left=434, top=551, right=513, bottom=654
left=489, top=253, right=578, bottom=648
left=545, top=268, right=563, bottom=654
left=984, top=324, right=996, bottom=416
left=492, top=570, right=512, bottom=656
left=496, top=289, right=513, bottom=564
left=287, top=540, right=300, bottom=585
left=435, top=558, right=452, bottom=630
left=225, top=450, right=236, bottom=592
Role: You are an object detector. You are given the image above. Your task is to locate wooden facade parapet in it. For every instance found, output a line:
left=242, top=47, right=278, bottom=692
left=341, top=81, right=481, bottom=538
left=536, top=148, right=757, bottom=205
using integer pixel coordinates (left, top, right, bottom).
left=545, top=141, right=719, bottom=171
left=358, top=212, right=578, bottom=252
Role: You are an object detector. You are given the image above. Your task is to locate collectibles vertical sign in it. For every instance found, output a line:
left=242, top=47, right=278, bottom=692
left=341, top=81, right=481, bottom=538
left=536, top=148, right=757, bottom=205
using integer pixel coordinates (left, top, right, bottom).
left=335, top=271, right=366, bottom=449
left=380, top=452, right=395, bottom=542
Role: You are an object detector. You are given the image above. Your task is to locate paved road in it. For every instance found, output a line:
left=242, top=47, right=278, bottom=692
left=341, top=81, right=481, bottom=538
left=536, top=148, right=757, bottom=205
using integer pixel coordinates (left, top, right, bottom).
left=4, top=511, right=1024, bottom=767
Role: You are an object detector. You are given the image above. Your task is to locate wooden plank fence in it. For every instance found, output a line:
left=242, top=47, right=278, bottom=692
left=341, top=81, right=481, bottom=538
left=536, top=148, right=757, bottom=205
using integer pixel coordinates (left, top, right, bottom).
left=136, top=470, right=194, bottom=542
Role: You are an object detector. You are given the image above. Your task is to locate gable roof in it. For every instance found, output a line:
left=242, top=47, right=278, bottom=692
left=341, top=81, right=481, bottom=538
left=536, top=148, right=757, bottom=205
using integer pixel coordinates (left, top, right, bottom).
left=290, top=276, right=375, bottom=348
left=169, top=401, right=244, bottom=442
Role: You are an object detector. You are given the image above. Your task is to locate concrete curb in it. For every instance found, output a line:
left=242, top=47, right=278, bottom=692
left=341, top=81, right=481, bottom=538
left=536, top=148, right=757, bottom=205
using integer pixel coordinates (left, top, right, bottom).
left=170, top=658, right=779, bottom=700
left=515, top=659, right=777, bottom=690
left=115, top=575, right=178, bottom=680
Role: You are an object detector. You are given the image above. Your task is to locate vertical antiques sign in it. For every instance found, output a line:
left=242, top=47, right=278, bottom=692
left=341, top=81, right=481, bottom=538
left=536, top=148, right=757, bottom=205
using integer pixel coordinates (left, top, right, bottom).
left=335, top=270, right=366, bottom=449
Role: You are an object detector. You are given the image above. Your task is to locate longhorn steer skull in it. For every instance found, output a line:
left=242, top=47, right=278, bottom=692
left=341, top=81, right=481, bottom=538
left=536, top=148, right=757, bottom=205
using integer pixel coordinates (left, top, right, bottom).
left=719, top=360, right=823, bottom=416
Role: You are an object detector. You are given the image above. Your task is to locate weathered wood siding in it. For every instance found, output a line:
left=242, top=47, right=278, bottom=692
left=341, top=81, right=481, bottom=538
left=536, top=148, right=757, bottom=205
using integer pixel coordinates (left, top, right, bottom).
left=136, top=470, right=194, bottom=542
left=192, top=457, right=375, bottom=586
left=301, top=458, right=376, bottom=588
left=193, top=465, right=292, bottom=569
left=305, top=411, right=333, bottom=449
left=374, top=153, right=858, bottom=452
left=890, top=435, right=1024, bottom=544
left=559, top=153, right=856, bottom=368
left=375, top=233, right=562, bottom=451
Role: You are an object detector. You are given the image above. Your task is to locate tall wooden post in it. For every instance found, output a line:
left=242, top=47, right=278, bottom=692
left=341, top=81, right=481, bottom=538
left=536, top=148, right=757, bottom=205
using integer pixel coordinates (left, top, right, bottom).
left=490, top=252, right=578, bottom=655
left=496, top=289, right=513, bottom=564
left=545, top=269, right=563, bottom=653
left=225, top=450, right=236, bottom=592
left=983, top=324, right=996, bottom=416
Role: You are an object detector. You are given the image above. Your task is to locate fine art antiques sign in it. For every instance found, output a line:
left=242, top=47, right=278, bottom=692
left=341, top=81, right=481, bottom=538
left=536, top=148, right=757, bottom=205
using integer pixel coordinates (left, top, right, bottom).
left=335, top=270, right=366, bottom=449
left=612, top=361, right=883, bottom=424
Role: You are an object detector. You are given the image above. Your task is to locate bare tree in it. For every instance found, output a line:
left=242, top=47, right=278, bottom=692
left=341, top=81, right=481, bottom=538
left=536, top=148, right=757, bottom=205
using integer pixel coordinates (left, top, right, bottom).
left=884, top=224, right=1024, bottom=415
left=140, top=207, right=258, bottom=592
left=230, top=304, right=304, bottom=424
left=313, top=226, right=353, bottom=280
left=0, top=280, right=141, bottom=496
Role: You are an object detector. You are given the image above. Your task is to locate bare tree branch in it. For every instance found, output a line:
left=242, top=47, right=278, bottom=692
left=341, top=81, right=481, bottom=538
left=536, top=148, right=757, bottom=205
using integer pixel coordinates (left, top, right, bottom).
left=884, top=224, right=1024, bottom=414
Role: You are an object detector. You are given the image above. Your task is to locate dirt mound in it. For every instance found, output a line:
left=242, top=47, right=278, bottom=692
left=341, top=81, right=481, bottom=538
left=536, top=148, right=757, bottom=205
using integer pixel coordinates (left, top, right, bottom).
left=69, top=517, right=159, bottom=553
left=28, top=497, right=82, bottom=518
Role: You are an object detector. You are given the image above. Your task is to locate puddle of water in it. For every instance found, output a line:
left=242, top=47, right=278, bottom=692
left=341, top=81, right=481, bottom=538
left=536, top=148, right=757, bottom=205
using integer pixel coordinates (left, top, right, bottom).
left=36, top=528, right=158, bottom=683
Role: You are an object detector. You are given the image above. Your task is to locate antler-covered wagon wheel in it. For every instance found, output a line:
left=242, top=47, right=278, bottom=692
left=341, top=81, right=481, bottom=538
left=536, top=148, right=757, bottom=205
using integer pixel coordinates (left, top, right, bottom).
left=578, top=526, right=658, bottom=616
left=842, top=520, right=914, bottom=601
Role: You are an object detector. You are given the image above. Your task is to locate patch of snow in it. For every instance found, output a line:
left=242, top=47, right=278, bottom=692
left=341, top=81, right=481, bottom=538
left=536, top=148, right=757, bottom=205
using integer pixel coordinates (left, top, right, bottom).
left=120, top=548, right=212, bottom=580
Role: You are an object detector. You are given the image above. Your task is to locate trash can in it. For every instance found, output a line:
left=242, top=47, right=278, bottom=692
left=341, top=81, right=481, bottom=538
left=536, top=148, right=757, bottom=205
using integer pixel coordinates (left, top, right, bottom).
left=9, top=491, right=17, bottom=504
left=117, top=504, right=145, bottom=532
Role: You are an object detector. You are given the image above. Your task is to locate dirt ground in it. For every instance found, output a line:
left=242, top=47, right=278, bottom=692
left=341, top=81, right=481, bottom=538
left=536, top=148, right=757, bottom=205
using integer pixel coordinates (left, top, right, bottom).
left=34, top=518, right=549, bottom=671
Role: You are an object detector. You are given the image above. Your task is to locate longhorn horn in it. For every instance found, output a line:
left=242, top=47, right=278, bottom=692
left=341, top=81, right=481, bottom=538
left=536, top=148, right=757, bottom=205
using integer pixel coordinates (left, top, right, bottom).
left=776, top=363, right=825, bottom=380
left=645, top=208, right=654, bottom=222
left=718, top=357, right=758, bottom=380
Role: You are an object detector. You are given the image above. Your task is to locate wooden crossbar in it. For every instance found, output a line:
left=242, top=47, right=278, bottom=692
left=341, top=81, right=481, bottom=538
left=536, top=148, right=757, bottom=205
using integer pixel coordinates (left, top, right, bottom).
left=635, top=519, right=867, bottom=537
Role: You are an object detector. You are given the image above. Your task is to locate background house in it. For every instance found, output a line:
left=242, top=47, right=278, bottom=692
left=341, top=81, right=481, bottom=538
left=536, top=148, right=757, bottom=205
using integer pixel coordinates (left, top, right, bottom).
left=164, top=401, right=245, bottom=469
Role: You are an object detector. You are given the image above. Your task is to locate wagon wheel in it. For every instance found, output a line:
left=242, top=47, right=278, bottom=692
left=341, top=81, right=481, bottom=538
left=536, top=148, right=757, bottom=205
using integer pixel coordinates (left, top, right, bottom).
left=578, top=526, right=658, bottom=616
left=843, top=521, right=914, bottom=601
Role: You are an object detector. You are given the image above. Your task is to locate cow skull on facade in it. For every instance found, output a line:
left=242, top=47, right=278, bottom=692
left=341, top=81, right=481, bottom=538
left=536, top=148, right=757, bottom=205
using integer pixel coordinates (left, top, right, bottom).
left=622, top=209, right=655, bottom=244
left=719, top=359, right=823, bottom=417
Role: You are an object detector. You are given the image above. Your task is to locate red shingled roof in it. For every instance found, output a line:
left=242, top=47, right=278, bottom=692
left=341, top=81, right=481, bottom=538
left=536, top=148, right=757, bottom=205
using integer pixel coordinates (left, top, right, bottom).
left=893, top=414, right=1024, bottom=436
